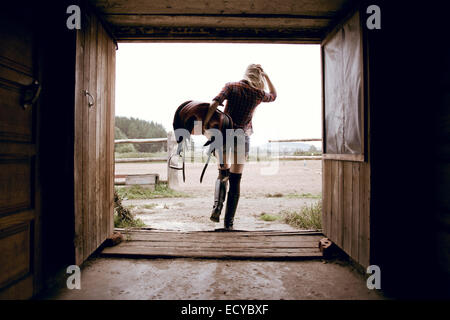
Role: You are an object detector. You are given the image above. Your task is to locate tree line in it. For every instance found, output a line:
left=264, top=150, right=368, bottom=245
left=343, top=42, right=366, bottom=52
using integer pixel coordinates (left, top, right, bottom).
left=115, top=116, right=167, bottom=153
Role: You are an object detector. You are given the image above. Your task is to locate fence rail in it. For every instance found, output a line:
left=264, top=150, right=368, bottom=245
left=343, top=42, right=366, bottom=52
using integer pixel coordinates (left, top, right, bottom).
left=115, top=157, right=168, bottom=163
left=278, top=156, right=322, bottom=161
left=114, top=138, right=168, bottom=145
left=267, top=138, right=323, bottom=160
left=114, top=136, right=324, bottom=187
left=114, top=133, right=178, bottom=187
left=268, top=138, right=322, bottom=143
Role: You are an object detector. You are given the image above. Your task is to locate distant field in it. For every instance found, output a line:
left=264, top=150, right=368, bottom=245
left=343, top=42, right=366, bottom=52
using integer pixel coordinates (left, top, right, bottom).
left=115, top=160, right=322, bottom=196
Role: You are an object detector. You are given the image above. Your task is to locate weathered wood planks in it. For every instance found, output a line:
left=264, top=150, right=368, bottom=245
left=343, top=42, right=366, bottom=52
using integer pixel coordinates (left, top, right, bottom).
left=0, top=6, right=40, bottom=299
left=321, top=9, right=371, bottom=269
left=74, top=9, right=116, bottom=265
left=101, top=230, right=323, bottom=259
left=322, top=159, right=370, bottom=268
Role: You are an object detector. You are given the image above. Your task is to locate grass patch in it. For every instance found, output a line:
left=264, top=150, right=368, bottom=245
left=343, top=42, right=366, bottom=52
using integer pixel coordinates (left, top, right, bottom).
left=115, top=184, right=190, bottom=200
left=140, top=203, right=157, bottom=209
left=265, top=192, right=283, bottom=198
left=259, top=213, right=280, bottom=222
left=285, top=192, right=322, bottom=199
left=280, top=200, right=322, bottom=230
left=114, top=214, right=146, bottom=228
left=113, top=190, right=146, bottom=228
left=265, top=192, right=322, bottom=199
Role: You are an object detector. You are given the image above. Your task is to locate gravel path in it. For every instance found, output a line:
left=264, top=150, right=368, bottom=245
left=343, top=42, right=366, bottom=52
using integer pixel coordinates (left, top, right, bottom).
left=118, top=161, right=322, bottom=231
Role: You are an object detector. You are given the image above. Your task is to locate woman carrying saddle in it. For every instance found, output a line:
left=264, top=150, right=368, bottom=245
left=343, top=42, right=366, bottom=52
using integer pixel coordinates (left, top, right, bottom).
left=203, top=64, right=277, bottom=230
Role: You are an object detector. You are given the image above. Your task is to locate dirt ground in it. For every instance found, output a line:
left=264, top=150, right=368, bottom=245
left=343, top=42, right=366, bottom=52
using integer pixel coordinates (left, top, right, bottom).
left=41, top=257, right=384, bottom=300
left=116, top=160, right=322, bottom=231
left=38, top=160, right=385, bottom=300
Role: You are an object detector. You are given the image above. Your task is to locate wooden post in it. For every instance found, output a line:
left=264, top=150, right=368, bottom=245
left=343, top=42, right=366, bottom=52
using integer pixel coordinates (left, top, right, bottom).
left=191, top=139, right=194, bottom=163
left=257, top=147, right=260, bottom=162
left=167, top=131, right=178, bottom=188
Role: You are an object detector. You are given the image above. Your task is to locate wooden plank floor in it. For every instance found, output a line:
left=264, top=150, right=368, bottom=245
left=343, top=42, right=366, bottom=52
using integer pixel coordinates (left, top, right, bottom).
left=101, top=229, right=324, bottom=260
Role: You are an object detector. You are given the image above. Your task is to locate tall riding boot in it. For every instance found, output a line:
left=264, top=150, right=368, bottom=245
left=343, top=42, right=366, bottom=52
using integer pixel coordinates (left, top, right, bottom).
left=210, top=168, right=229, bottom=222
left=224, top=172, right=242, bottom=230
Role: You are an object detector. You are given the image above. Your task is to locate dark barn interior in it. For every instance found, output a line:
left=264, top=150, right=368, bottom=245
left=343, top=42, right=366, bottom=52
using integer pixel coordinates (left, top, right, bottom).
left=0, top=0, right=449, bottom=300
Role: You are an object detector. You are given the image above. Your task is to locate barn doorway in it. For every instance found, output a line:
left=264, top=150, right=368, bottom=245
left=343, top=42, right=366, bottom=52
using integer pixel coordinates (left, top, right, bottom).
left=113, top=43, right=323, bottom=235
left=73, top=5, right=371, bottom=270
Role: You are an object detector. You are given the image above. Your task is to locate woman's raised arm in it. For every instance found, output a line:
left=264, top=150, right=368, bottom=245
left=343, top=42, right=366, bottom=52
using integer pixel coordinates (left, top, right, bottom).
left=263, top=72, right=277, bottom=98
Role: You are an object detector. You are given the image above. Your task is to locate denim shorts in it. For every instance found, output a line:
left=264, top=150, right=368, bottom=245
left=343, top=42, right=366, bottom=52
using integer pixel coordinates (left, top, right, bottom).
left=230, top=134, right=250, bottom=163
left=215, top=133, right=249, bottom=165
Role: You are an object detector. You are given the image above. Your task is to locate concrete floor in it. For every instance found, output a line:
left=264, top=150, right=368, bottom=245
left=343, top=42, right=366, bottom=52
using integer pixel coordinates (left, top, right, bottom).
left=40, top=256, right=385, bottom=300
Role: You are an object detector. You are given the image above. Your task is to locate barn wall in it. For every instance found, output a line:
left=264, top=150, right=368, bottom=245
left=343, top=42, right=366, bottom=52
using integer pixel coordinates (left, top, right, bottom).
left=322, top=1, right=450, bottom=298
left=74, top=5, right=116, bottom=265
left=36, top=2, right=78, bottom=291
left=366, top=1, right=449, bottom=298
left=429, top=8, right=450, bottom=297
left=435, top=36, right=450, bottom=296
left=0, top=4, right=42, bottom=299
left=323, top=160, right=370, bottom=268
left=321, top=8, right=371, bottom=269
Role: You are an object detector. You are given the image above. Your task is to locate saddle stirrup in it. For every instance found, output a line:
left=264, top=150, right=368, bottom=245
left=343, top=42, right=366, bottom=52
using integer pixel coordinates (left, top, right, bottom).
left=168, top=141, right=186, bottom=182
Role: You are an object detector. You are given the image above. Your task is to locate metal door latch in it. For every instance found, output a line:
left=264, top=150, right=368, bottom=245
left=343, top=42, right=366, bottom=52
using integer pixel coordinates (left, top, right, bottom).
left=82, top=89, right=95, bottom=108
left=22, top=80, right=41, bottom=109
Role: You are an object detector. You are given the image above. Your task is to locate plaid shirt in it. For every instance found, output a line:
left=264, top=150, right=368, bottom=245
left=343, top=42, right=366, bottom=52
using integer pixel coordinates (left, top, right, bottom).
left=213, top=80, right=277, bottom=135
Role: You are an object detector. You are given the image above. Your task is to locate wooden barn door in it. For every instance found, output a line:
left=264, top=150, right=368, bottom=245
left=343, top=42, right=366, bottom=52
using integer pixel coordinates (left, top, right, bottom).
left=321, top=10, right=371, bottom=268
left=0, top=7, right=42, bottom=299
left=74, top=9, right=116, bottom=265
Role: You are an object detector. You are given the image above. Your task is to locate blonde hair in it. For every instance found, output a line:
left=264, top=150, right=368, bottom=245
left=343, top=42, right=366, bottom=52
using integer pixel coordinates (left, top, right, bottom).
left=243, top=64, right=265, bottom=90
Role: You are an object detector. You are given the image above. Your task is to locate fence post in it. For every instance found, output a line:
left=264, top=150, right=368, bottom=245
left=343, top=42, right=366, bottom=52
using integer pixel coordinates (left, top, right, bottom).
left=167, top=131, right=178, bottom=188
left=191, top=139, right=194, bottom=163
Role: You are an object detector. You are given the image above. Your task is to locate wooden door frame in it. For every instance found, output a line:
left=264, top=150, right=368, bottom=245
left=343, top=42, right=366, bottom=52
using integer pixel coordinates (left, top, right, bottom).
left=75, top=4, right=370, bottom=270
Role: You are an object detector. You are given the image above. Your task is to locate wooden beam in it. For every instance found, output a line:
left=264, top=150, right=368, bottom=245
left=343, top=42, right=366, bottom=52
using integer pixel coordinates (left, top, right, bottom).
left=111, top=26, right=324, bottom=43
left=91, top=0, right=350, bottom=17
left=103, top=14, right=332, bottom=29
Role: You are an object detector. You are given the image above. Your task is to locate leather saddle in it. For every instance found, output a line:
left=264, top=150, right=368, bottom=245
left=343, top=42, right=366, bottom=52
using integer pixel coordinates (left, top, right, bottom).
left=170, top=100, right=233, bottom=183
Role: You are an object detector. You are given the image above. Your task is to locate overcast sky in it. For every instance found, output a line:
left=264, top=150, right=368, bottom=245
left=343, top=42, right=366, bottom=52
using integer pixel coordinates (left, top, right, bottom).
left=116, top=43, right=322, bottom=146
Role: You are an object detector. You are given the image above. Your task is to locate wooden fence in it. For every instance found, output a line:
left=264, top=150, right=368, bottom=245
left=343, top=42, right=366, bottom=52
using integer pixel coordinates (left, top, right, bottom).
left=267, top=138, right=322, bottom=160
left=114, top=133, right=178, bottom=187
left=114, top=136, right=323, bottom=187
